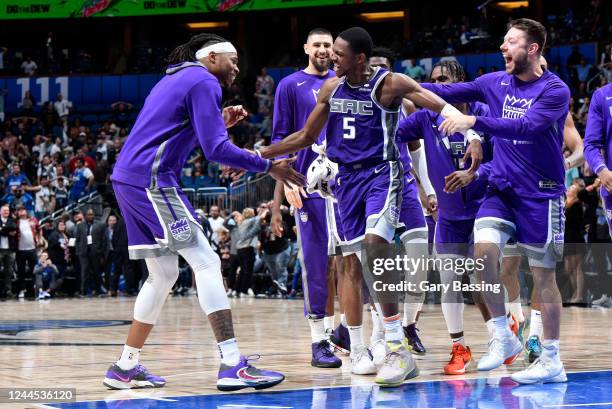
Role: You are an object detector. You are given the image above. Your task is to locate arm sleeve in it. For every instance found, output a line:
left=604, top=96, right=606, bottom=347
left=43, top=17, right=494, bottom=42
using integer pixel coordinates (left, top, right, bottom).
left=420, top=78, right=486, bottom=104
left=186, top=80, right=271, bottom=173
left=583, top=90, right=607, bottom=174
left=473, top=82, right=570, bottom=141
left=396, top=111, right=424, bottom=142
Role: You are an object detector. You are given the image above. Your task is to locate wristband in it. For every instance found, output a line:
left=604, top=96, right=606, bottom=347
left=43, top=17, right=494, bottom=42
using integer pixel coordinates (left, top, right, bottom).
left=466, top=129, right=481, bottom=143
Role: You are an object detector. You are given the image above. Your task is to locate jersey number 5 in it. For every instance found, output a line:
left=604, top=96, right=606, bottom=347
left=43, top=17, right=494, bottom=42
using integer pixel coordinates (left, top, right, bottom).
left=343, top=117, right=356, bottom=139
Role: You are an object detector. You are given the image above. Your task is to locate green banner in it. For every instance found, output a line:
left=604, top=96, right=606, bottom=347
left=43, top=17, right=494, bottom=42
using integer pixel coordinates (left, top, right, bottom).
left=1, top=0, right=396, bottom=19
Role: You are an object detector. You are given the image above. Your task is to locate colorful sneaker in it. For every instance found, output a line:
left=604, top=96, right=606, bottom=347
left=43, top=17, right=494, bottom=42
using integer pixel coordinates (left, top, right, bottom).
left=444, top=344, right=472, bottom=375
left=525, top=335, right=543, bottom=363
left=217, top=355, right=285, bottom=391
left=477, top=334, right=522, bottom=371
left=103, top=364, right=166, bottom=390
left=375, top=340, right=419, bottom=387
left=511, top=357, right=567, bottom=384
left=329, top=324, right=351, bottom=355
left=311, top=340, right=342, bottom=368
left=504, top=314, right=519, bottom=365
left=403, top=324, right=426, bottom=355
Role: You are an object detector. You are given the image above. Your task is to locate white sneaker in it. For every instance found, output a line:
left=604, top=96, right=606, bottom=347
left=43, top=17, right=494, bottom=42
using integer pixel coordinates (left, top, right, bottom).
left=592, top=294, right=609, bottom=306
left=18, top=290, right=25, bottom=299
left=477, top=334, right=523, bottom=371
left=226, top=288, right=233, bottom=297
left=511, top=357, right=567, bottom=384
left=187, top=288, right=197, bottom=296
left=43, top=291, right=51, bottom=299
left=247, top=288, right=255, bottom=297
left=369, top=339, right=387, bottom=369
left=37, top=290, right=45, bottom=300
left=350, top=345, right=377, bottom=375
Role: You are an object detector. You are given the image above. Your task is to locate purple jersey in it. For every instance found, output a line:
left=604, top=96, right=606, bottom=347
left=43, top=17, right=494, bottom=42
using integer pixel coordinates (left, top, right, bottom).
left=584, top=84, right=612, bottom=175
left=398, top=104, right=413, bottom=175
left=272, top=69, right=336, bottom=178
left=327, top=67, right=400, bottom=166
left=112, top=62, right=270, bottom=188
left=397, top=102, right=493, bottom=220
left=422, top=70, right=569, bottom=199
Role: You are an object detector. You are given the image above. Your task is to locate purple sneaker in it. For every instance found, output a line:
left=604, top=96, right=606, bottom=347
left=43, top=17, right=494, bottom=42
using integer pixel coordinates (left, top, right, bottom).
left=103, top=363, right=166, bottom=389
left=329, top=324, right=351, bottom=355
left=311, top=340, right=342, bottom=368
left=217, top=355, right=285, bottom=391
left=404, top=324, right=426, bottom=355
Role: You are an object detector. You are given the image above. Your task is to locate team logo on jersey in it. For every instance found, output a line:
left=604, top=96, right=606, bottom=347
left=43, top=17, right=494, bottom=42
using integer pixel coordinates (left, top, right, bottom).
left=387, top=204, right=400, bottom=225
left=299, top=210, right=309, bottom=223
left=502, top=95, right=533, bottom=119
left=312, top=89, right=320, bottom=103
left=450, top=141, right=465, bottom=156
left=330, top=99, right=374, bottom=115
left=169, top=218, right=191, bottom=241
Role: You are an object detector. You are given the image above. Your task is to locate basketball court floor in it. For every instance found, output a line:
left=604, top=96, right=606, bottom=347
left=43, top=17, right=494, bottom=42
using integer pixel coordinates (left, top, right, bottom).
left=1, top=297, right=611, bottom=408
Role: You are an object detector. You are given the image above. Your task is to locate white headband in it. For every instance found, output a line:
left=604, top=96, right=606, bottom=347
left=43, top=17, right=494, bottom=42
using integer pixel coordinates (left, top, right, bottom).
left=195, top=42, right=237, bottom=60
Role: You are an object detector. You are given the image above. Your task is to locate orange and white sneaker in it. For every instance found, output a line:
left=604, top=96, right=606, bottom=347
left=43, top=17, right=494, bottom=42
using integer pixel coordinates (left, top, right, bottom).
left=504, top=314, right=520, bottom=365
left=444, top=344, right=472, bottom=375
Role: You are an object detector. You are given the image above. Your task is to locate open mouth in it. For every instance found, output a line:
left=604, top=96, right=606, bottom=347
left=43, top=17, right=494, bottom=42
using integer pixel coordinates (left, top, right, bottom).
left=503, top=55, right=513, bottom=64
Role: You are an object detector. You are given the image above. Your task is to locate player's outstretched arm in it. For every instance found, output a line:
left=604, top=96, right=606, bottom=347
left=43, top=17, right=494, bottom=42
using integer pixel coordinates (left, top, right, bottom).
left=584, top=88, right=612, bottom=192
left=258, top=78, right=338, bottom=160
left=563, top=113, right=584, bottom=169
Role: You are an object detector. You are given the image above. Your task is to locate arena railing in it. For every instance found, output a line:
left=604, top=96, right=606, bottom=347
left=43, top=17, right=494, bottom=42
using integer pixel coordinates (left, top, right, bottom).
left=39, top=192, right=103, bottom=225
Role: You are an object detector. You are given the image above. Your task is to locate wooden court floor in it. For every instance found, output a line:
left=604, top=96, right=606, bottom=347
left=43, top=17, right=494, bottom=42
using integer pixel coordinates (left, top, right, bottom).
left=0, top=296, right=611, bottom=404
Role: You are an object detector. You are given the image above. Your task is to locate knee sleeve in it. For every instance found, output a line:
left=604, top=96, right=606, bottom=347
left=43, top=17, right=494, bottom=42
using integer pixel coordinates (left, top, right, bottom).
left=439, top=265, right=464, bottom=334
left=133, top=255, right=179, bottom=324
left=179, top=230, right=229, bottom=315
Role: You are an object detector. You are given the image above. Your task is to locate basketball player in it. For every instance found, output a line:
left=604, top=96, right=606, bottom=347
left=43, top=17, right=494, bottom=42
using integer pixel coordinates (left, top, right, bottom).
left=423, top=19, right=569, bottom=384
left=369, top=47, right=434, bottom=359
left=269, top=28, right=343, bottom=369
left=259, top=27, right=482, bottom=386
left=104, top=33, right=304, bottom=391
left=397, top=60, right=498, bottom=375
left=447, top=56, right=585, bottom=366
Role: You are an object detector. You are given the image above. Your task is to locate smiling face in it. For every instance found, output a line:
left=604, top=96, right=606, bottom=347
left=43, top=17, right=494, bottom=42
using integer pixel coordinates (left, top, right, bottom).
left=206, top=52, right=240, bottom=87
left=305, top=33, right=334, bottom=73
left=500, top=27, right=533, bottom=75
left=332, top=37, right=357, bottom=77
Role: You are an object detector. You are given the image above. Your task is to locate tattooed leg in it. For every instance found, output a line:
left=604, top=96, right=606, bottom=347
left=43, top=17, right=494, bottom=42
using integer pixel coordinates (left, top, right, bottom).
left=208, top=310, right=236, bottom=342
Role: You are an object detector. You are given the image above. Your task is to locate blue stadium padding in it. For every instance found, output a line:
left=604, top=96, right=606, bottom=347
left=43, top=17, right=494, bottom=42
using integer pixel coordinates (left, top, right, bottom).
left=102, top=76, right=121, bottom=105
left=120, top=75, right=140, bottom=104
left=138, top=74, right=162, bottom=101
left=81, top=77, right=102, bottom=105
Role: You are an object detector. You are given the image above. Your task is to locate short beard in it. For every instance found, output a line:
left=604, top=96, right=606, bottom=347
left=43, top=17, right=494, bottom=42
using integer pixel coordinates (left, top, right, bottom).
left=510, top=53, right=529, bottom=76
left=310, top=55, right=329, bottom=73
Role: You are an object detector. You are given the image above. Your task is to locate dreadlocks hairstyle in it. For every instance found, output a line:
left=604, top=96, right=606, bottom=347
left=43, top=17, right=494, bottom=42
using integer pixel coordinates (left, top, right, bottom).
left=166, top=33, right=229, bottom=65
left=431, top=60, right=466, bottom=83
left=371, top=46, right=398, bottom=68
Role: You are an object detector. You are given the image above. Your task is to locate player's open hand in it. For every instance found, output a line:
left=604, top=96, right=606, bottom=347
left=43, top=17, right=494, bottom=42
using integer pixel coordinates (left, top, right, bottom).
left=444, top=170, right=477, bottom=194
left=271, top=210, right=284, bottom=237
left=223, top=105, right=248, bottom=128
left=439, top=114, right=476, bottom=136
left=284, top=181, right=307, bottom=209
left=269, top=157, right=306, bottom=188
left=427, top=194, right=438, bottom=213
left=599, top=169, right=612, bottom=193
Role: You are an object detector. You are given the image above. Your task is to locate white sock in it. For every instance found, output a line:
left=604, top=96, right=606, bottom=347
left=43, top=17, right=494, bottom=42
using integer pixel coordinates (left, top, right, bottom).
left=323, top=316, right=335, bottom=334
left=509, top=296, right=525, bottom=323
left=218, top=338, right=241, bottom=366
left=117, top=345, right=140, bottom=370
left=340, top=313, right=347, bottom=327
left=529, top=309, right=543, bottom=339
left=309, top=317, right=326, bottom=343
left=451, top=335, right=466, bottom=347
left=348, top=325, right=365, bottom=350
left=493, top=315, right=512, bottom=338
left=402, top=302, right=421, bottom=327
left=485, top=319, right=495, bottom=339
left=384, top=315, right=404, bottom=343
left=370, top=308, right=384, bottom=343
left=542, top=339, right=561, bottom=362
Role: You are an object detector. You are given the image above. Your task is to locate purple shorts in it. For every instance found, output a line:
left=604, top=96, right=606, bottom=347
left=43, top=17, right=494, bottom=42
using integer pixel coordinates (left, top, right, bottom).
left=325, top=198, right=346, bottom=256
left=113, top=181, right=201, bottom=259
left=434, top=216, right=475, bottom=257
left=474, top=187, right=565, bottom=264
left=396, top=177, right=428, bottom=243
left=335, top=161, right=403, bottom=253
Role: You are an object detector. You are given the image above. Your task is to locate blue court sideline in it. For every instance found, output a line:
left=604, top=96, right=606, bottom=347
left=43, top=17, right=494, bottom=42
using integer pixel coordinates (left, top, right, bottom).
left=49, top=370, right=612, bottom=409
